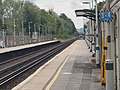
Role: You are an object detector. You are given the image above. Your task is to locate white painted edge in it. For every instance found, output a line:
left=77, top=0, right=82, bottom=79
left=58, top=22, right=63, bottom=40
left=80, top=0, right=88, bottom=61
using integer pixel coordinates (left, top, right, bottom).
left=0, top=40, right=58, bottom=54
left=12, top=43, right=71, bottom=90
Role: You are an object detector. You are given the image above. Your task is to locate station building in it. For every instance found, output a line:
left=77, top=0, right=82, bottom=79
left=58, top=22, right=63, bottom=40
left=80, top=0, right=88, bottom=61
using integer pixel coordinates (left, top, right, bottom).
left=100, top=0, right=120, bottom=90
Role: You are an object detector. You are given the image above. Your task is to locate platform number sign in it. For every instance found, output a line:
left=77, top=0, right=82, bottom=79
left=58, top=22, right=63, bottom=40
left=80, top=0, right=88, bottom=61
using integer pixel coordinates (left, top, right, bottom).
left=99, top=11, right=113, bottom=21
left=99, top=12, right=104, bottom=21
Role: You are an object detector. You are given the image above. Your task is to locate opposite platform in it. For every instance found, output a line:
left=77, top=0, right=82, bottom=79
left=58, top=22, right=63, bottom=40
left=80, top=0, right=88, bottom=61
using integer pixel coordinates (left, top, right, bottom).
left=12, top=40, right=105, bottom=90
left=0, top=40, right=58, bottom=54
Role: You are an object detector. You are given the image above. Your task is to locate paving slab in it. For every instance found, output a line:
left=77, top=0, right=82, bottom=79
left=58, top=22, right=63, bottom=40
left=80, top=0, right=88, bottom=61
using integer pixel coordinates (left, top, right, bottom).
left=12, top=40, right=105, bottom=90
left=50, top=40, right=105, bottom=90
left=12, top=40, right=77, bottom=90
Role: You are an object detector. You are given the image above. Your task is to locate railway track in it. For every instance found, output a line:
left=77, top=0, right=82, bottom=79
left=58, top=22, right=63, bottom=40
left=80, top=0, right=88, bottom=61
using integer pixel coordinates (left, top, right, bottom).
left=0, top=39, right=75, bottom=89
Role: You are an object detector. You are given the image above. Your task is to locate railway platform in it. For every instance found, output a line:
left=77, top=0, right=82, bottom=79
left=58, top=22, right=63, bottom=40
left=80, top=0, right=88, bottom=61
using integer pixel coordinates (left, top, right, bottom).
left=12, top=40, right=105, bottom=90
left=0, top=40, right=59, bottom=54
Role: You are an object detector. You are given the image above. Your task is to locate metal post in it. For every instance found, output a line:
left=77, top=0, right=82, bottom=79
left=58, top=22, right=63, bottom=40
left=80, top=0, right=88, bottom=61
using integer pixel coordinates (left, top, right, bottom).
left=95, top=0, right=100, bottom=66
left=34, top=23, right=36, bottom=42
left=46, top=26, right=48, bottom=40
left=92, top=18, right=95, bottom=56
left=0, top=0, right=2, bottom=25
left=13, top=18, right=16, bottom=46
left=28, top=22, right=30, bottom=38
left=21, top=0, right=25, bottom=44
left=100, top=21, right=106, bottom=84
left=39, top=25, right=40, bottom=38
left=41, top=25, right=42, bottom=37
left=42, top=25, right=44, bottom=38
left=22, top=20, right=24, bottom=44
left=34, top=23, right=36, bottom=33
left=91, top=0, right=95, bottom=55
left=48, top=27, right=50, bottom=40
left=83, top=1, right=92, bottom=50
left=49, top=27, right=52, bottom=40
left=2, top=15, right=5, bottom=48
left=0, top=0, right=2, bottom=20
left=0, top=0, right=5, bottom=48
left=89, top=17, right=92, bottom=52
left=44, top=26, right=46, bottom=41
left=29, top=22, right=31, bottom=43
left=89, top=3, right=92, bottom=52
left=106, top=0, right=114, bottom=90
left=38, top=24, right=40, bottom=42
left=43, top=25, right=45, bottom=41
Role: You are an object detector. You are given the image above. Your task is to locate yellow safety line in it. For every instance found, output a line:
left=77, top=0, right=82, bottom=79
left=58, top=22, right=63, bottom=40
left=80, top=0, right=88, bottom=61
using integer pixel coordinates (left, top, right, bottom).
left=45, top=42, right=77, bottom=90
left=45, top=55, right=69, bottom=90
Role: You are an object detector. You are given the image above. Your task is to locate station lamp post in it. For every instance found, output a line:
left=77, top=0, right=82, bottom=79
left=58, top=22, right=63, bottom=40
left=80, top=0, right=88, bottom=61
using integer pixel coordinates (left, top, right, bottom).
left=0, top=0, right=6, bottom=48
left=105, top=0, right=114, bottom=90
left=2, top=13, right=5, bottom=48
left=34, top=23, right=36, bottom=33
left=94, top=0, right=100, bottom=67
left=0, top=0, right=2, bottom=19
left=75, top=0, right=99, bottom=66
left=21, top=0, right=25, bottom=44
left=21, top=20, right=24, bottom=44
left=29, top=22, right=32, bottom=43
left=42, top=25, right=45, bottom=40
left=82, top=1, right=93, bottom=52
left=46, top=26, right=49, bottom=40
left=38, top=24, right=40, bottom=39
left=48, top=26, right=51, bottom=40
left=13, top=18, right=16, bottom=46
left=38, top=24, right=42, bottom=41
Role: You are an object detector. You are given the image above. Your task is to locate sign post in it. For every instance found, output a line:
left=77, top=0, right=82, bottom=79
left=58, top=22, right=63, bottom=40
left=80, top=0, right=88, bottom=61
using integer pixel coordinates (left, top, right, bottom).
left=99, top=10, right=113, bottom=88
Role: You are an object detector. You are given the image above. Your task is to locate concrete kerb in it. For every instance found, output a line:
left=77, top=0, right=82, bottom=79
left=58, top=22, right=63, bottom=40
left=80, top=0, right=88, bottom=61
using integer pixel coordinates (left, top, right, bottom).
left=12, top=41, right=76, bottom=90
left=42, top=54, right=70, bottom=90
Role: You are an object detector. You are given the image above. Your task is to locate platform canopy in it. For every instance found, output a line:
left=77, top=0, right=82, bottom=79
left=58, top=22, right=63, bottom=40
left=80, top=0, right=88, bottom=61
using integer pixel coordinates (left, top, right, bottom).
left=75, top=9, right=96, bottom=21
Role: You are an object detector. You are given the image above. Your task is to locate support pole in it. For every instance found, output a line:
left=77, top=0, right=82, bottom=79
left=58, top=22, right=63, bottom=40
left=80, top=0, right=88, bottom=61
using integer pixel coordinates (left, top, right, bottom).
left=0, top=0, right=2, bottom=25
left=38, top=24, right=40, bottom=41
left=100, top=22, right=106, bottom=85
left=90, top=18, right=92, bottom=52
left=89, top=1, right=93, bottom=52
left=91, top=0, right=95, bottom=56
left=29, top=22, right=31, bottom=43
left=89, top=2, right=92, bottom=52
left=13, top=18, right=16, bottom=46
left=21, top=0, right=25, bottom=44
left=92, top=20, right=95, bottom=56
left=2, top=14, right=5, bottom=47
left=0, top=0, right=5, bottom=48
left=95, top=0, right=100, bottom=66
left=22, top=20, right=24, bottom=44
left=106, top=1, right=114, bottom=90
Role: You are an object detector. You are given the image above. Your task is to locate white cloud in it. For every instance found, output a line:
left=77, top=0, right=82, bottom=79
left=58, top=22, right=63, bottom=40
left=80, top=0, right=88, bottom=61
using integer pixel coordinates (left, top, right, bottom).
left=33, top=0, right=95, bottom=29
left=70, top=0, right=83, bottom=9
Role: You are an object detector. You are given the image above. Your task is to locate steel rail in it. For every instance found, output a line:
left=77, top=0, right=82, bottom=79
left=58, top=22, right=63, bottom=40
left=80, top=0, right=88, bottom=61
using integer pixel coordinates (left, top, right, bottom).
left=0, top=43, right=60, bottom=65
left=0, top=40, right=75, bottom=87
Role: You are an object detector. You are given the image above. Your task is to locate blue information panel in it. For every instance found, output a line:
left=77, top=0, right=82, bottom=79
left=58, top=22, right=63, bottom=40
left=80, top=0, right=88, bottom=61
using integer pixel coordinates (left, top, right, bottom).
left=109, top=11, right=112, bottom=20
left=99, top=12, right=104, bottom=21
left=99, top=11, right=112, bottom=21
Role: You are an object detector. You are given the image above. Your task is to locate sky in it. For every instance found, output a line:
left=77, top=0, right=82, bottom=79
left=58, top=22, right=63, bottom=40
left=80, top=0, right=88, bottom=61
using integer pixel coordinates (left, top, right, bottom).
left=27, top=0, right=103, bottom=29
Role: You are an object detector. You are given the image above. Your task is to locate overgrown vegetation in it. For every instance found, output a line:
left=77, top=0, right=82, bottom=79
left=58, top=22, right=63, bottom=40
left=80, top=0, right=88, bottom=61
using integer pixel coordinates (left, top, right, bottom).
left=97, top=1, right=105, bottom=11
left=0, top=0, right=79, bottom=40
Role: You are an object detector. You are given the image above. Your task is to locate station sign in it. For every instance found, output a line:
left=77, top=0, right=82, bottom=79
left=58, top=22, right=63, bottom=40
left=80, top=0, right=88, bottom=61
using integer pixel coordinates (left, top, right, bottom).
left=99, top=11, right=113, bottom=21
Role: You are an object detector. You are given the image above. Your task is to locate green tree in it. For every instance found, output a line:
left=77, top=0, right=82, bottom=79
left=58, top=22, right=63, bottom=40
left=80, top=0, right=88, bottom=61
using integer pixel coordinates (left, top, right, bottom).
left=2, top=0, right=78, bottom=40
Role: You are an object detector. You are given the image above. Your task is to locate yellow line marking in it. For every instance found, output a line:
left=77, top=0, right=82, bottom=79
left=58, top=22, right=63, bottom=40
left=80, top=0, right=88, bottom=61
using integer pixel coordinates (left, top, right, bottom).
left=45, top=55, right=69, bottom=90
left=45, top=42, right=77, bottom=90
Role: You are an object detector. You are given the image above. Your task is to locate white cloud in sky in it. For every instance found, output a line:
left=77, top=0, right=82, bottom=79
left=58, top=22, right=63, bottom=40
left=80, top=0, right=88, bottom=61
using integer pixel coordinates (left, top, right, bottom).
left=32, top=0, right=103, bottom=29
